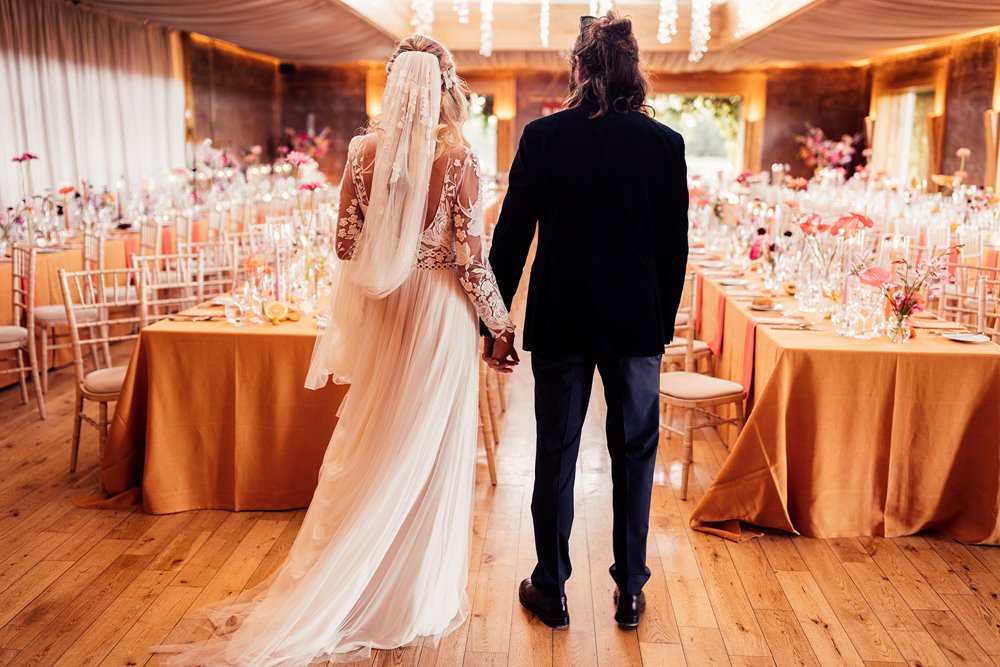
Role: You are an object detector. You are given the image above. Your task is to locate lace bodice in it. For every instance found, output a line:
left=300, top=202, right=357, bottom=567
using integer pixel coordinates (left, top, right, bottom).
left=336, top=134, right=514, bottom=338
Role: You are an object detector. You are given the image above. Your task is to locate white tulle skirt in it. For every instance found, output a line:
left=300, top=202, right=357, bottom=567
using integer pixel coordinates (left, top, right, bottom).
left=155, top=268, right=480, bottom=666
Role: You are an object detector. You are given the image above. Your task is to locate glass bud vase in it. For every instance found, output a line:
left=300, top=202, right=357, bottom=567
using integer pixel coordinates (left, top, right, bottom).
left=886, top=316, right=911, bottom=344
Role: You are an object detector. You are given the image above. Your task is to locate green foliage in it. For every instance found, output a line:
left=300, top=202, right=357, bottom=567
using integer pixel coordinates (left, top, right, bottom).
left=647, top=94, right=743, bottom=159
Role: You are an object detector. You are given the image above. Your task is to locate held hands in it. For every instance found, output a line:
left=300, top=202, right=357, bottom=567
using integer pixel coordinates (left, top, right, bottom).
left=483, top=331, right=520, bottom=374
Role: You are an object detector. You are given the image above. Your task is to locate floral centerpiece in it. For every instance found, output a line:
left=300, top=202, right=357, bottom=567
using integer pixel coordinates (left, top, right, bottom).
left=855, top=246, right=960, bottom=343
left=279, top=126, right=331, bottom=161
left=0, top=208, right=26, bottom=254
left=795, top=125, right=860, bottom=174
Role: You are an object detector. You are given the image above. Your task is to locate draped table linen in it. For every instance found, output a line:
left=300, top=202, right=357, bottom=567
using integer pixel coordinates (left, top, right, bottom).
left=689, top=270, right=1000, bottom=544
left=75, top=309, right=348, bottom=514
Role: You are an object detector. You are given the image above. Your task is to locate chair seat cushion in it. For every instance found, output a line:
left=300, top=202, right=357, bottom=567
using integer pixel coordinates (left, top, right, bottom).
left=83, top=366, right=127, bottom=395
left=0, top=326, right=28, bottom=345
left=104, top=285, right=138, bottom=301
left=35, top=304, right=98, bottom=325
left=675, top=313, right=690, bottom=327
left=664, top=340, right=710, bottom=356
left=660, top=372, right=743, bottom=400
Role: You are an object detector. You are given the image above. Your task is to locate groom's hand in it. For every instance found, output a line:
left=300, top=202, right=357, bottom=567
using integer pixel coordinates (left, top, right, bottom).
left=482, top=337, right=507, bottom=373
left=490, top=331, right=520, bottom=373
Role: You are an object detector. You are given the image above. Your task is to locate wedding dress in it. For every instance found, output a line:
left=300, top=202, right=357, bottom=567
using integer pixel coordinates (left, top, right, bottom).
left=155, top=51, right=514, bottom=666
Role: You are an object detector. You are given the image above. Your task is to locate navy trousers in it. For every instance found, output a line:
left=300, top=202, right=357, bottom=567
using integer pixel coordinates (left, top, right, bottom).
left=529, top=352, right=661, bottom=598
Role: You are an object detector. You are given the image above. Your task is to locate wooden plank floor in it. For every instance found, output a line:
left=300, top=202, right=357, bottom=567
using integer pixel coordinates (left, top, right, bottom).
left=1, top=346, right=1000, bottom=666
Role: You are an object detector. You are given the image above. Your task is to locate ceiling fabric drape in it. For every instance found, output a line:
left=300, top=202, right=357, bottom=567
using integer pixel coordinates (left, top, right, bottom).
left=81, top=0, right=1000, bottom=71
left=83, top=0, right=397, bottom=64
left=0, top=0, right=185, bottom=208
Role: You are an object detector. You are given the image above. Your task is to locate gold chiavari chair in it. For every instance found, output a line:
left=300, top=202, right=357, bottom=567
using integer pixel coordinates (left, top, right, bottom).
left=659, top=273, right=745, bottom=500
left=478, top=358, right=499, bottom=485
left=13, top=245, right=100, bottom=394
left=134, top=252, right=203, bottom=322
left=663, top=273, right=714, bottom=374
left=3, top=248, right=46, bottom=418
left=83, top=230, right=105, bottom=271
left=139, top=216, right=163, bottom=256
left=178, top=238, right=240, bottom=300
left=937, top=264, right=991, bottom=327
left=58, top=266, right=145, bottom=474
left=975, top=271, right=1000, bottom=341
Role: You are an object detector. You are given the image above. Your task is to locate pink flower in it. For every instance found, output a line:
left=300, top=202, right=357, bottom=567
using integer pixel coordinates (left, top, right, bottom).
left=831, top=212, right=874, bottom=236
left=859, top=266, right=892, bottom=287
left=956, top=147, right=971, bottom=159
left=299, top=181, right=326, bottom=192
left=796, top=213, right=828, bottom=234
left=749, top=241, right=763, bottom=261
left=11, top=152, right=38, bottom=163
left=285, top=151, right=317, bottom=168
left=862, top=148, right=873, bottom=158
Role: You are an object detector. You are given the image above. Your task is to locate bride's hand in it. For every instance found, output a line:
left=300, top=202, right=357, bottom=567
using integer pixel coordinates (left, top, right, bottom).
left=489, top=331, right=519, bottom=373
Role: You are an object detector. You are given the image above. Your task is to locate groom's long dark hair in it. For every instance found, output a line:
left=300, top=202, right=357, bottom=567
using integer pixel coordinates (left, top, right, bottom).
left=565, top=11, right=651, bottom=119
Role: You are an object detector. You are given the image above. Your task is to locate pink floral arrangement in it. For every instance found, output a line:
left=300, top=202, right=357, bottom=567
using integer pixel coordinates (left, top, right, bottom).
left=831, top=212, right=874, bottom=237
left=0, top=208, right=26, bottom=242
left=11, top=152, right=38, bottom=163
left=281, top=126, right=331, bottom=160
left=795, top=213, right=829, bottom=235
left=299, top=181, right=326, bottom=192
left=855, top=246, right=961, bottom=322
left=749, top=227, right=777, bottom=265
left=795, top=125, right=860, bottom=171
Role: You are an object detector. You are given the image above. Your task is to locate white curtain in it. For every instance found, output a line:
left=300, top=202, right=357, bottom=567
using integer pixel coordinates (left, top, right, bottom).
left=0, top=0, right=185, bottom=208
left=872, top=92, right=916, bottom=181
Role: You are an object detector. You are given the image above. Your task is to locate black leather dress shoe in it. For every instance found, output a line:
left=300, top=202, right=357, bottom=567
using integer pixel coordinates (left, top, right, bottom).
left=613, top=588, right=646, bottom=627
left=518, top=578, right=569, bottom=629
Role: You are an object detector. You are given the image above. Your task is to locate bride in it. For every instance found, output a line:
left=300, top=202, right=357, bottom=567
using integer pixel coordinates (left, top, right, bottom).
left=156, top=35, right=517, bottom=665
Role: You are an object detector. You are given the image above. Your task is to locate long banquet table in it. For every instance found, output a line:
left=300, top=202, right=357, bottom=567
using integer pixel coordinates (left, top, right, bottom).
left=75, top=306, right=348, bottom=514
left=688, top=260, right=1000, bottom=544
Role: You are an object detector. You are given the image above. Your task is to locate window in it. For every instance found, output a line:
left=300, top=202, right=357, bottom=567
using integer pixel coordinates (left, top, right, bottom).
left=647, top=94, right=744, bottom=182
left=462, top=93, right=497, bottom=179
left=872, top=87, right=935, bottom=182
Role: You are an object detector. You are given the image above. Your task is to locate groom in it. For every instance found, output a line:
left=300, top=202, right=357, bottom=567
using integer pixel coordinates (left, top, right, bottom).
left=483, top=12, right=688, bottom=628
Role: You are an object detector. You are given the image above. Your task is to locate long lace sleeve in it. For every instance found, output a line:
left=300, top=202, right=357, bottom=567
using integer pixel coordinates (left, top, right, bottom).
left=335, top=136, right=368, bottom=260
left=451, top=150, right=515, bottom=339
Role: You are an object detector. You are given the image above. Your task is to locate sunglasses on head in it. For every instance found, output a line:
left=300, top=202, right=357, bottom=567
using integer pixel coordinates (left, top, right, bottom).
left=580, top=16, right=597, bottom=32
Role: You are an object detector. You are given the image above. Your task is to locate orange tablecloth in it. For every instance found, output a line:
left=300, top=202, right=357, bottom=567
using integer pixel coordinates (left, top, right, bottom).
left=689, top=269, right=1000, bottom=544
left=75, top=309, right=348, bottom=514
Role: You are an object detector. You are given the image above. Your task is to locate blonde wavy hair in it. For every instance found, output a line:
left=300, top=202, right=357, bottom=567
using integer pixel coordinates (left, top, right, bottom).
left=367, top=35, right=470, bottom=158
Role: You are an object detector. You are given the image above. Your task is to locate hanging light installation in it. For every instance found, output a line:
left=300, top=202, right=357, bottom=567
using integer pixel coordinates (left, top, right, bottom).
left=540, top=0, right=550, bottom=48
left=411, top=0, right=434, bottom=35
left=688, top=0, right=711, bottom=62
left=480, top=0, right=494, bottom=56
left=452, top=0, right=470, bottom=24
left=657, top=0, right=678, bottom=44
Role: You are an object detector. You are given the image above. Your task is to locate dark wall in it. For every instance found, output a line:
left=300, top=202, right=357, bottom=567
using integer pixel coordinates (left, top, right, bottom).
left=760, top=65, right=873, bottom=178
left=277, top=64, right=368, bottom=178
left=942, top=32, right=999, bottom=182
left=187, top=37, right=280, bottom=162
left=513, top=70, right=569, bottom=142
left=187, top=39, right=367, bottom=177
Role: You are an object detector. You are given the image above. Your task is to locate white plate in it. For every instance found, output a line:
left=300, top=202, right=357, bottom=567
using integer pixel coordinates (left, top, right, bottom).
left=697, top=261, right=726, bottom=269
left=718, top=278, right=749, bottom=287
left=212, top=296, right=236, bottom=306
left=689, top=248, right=708, bottom=255
left=942, top=332, right=991, bottom=344
left=749, top=303, right=782, bottom=312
